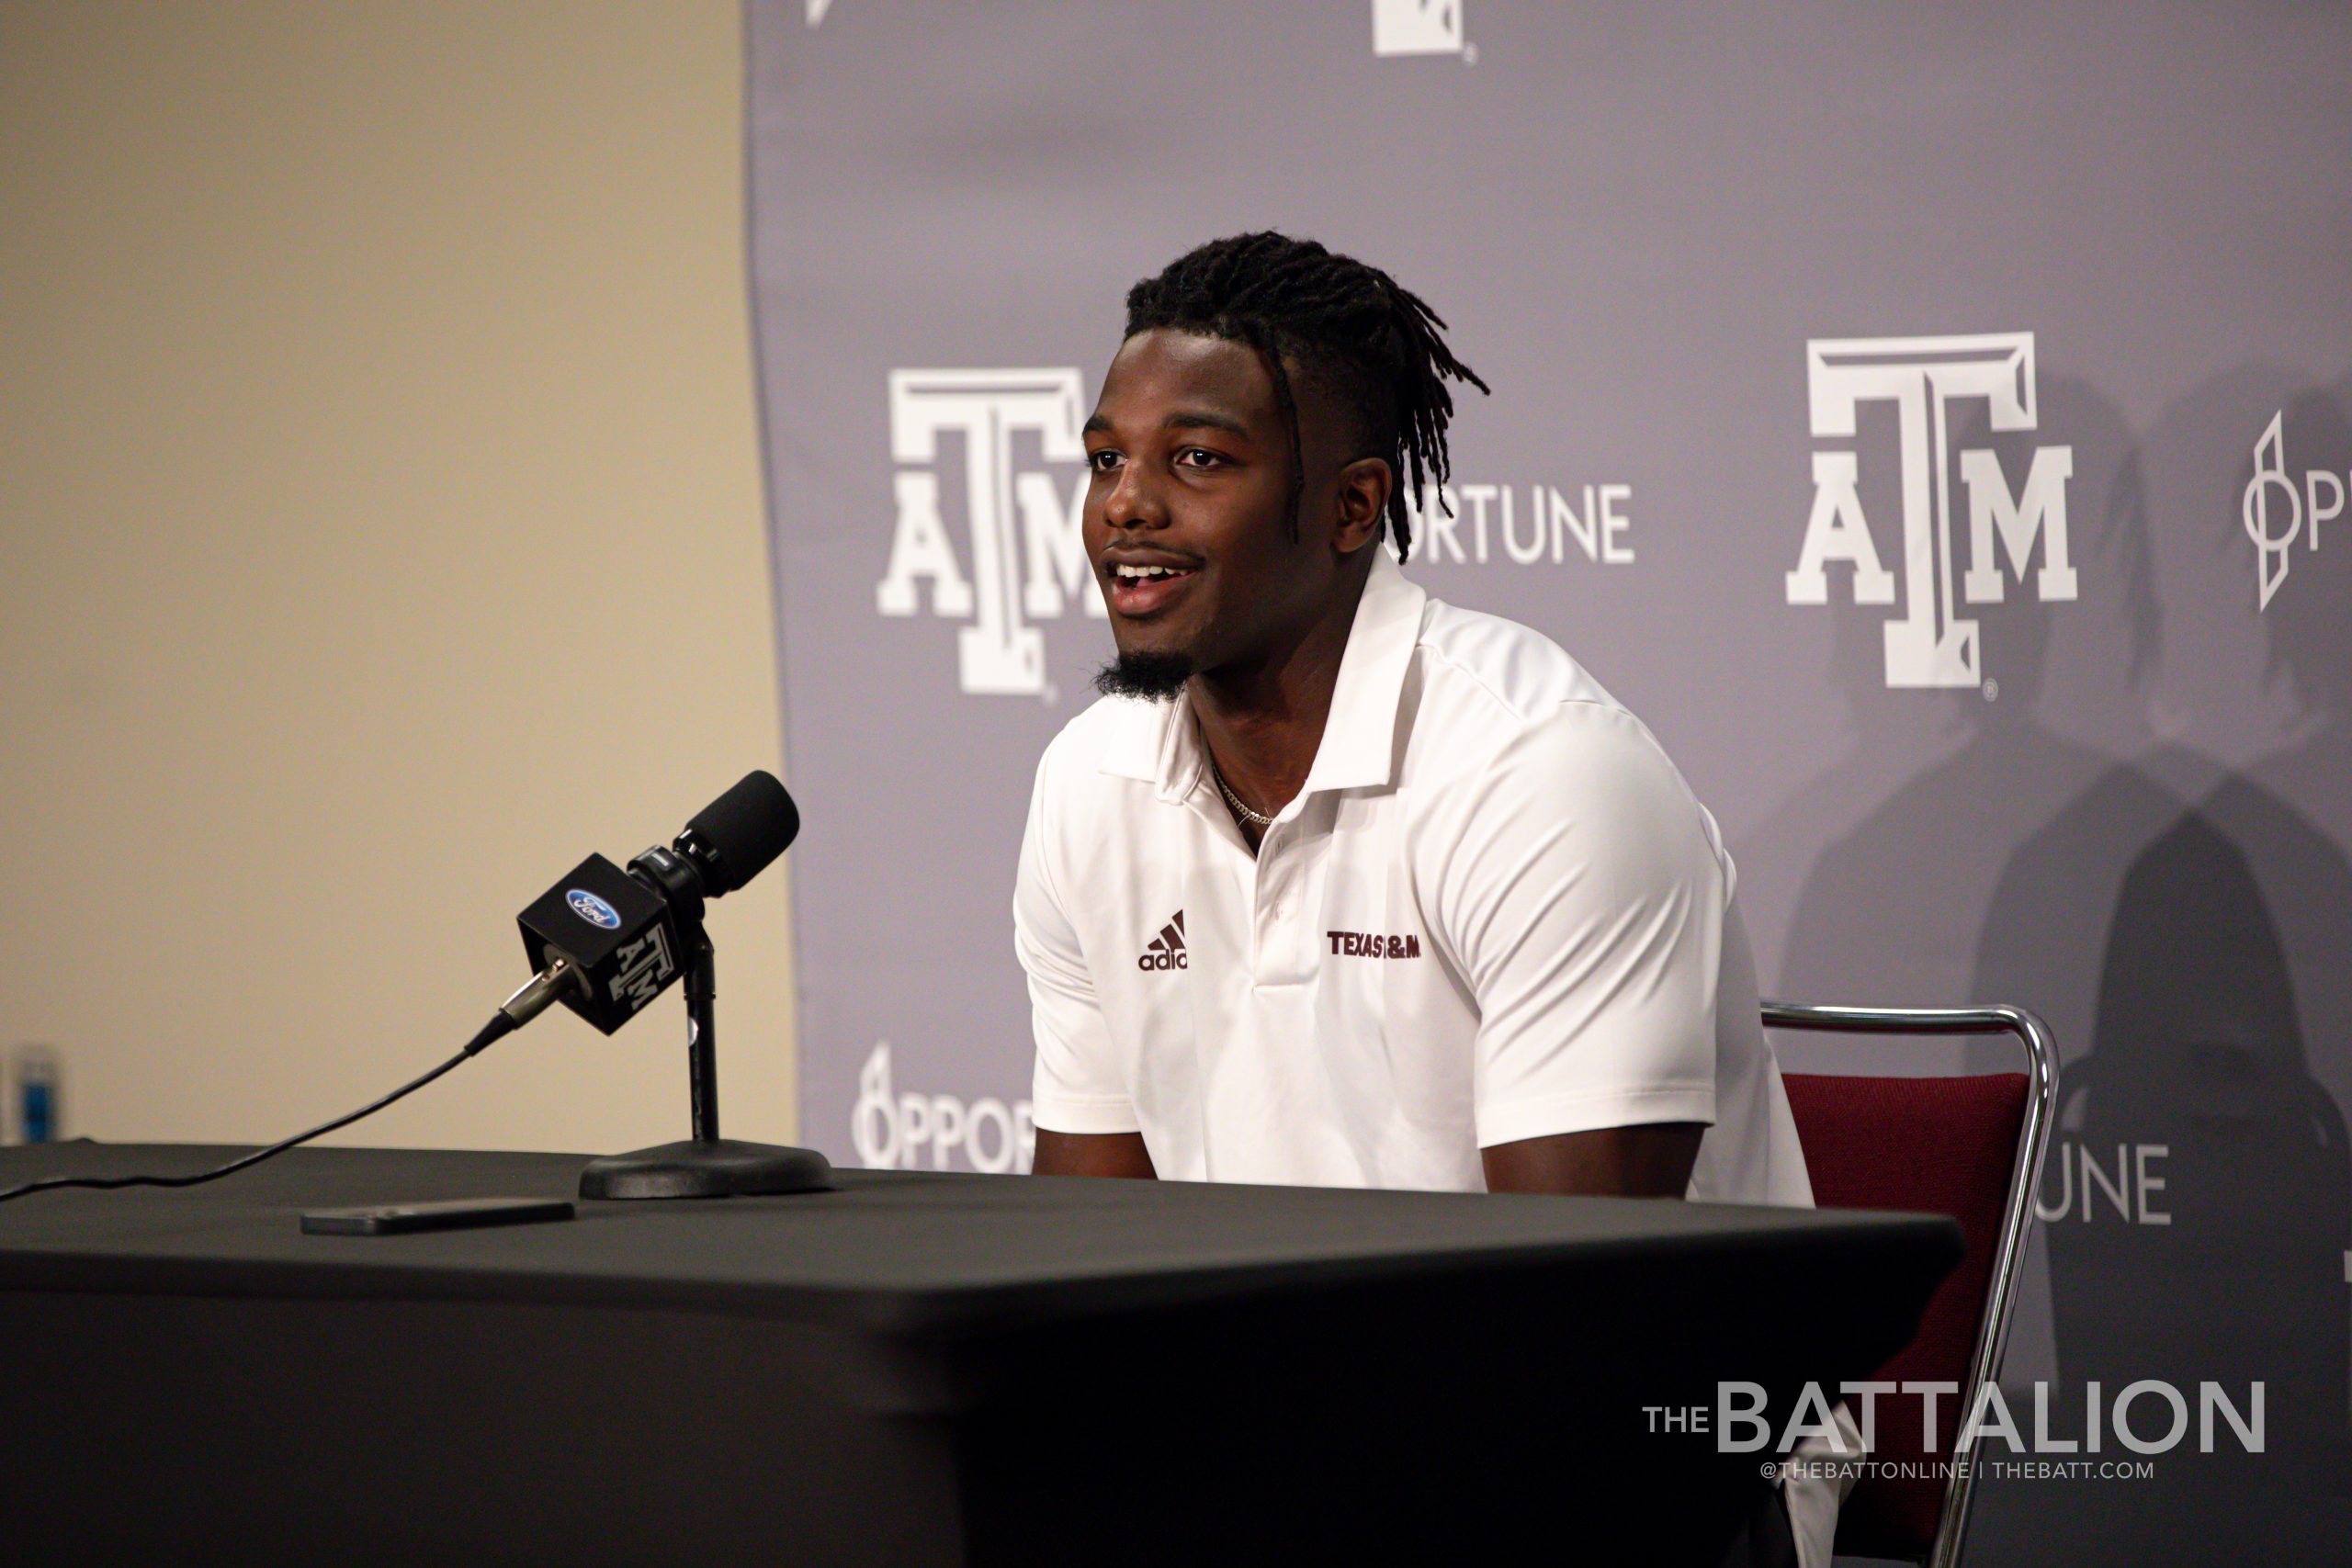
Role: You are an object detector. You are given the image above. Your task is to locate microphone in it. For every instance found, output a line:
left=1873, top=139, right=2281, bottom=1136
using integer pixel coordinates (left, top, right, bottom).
left=0, top=768, right=813, bottom=1208
left=510, top=772, right=798, bottom=1035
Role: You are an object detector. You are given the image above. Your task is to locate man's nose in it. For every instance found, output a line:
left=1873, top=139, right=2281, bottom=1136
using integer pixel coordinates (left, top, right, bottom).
left=1102, top=458, right=1169, bottom=531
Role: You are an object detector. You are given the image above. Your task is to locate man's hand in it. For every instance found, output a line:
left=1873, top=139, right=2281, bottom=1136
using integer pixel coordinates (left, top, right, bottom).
left=1480, top=1122, right=1703, bottom=1197
left=1033, top=1130, right=1159, bottom=1179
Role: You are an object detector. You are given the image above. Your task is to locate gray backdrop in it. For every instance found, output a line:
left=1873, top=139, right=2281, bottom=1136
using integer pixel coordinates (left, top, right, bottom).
left=747, top=2, right=2352, bottom=1556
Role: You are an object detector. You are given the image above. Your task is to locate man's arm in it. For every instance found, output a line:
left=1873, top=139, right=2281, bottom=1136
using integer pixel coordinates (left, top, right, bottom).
left=1033, top=1130, right=1159, bottom=1179
left=1016, top=747, right=1151, bottom=1163
left=1481, top=1122, right=1702, bottom=1197
left=1428, top=704, right=1730, bottom=1181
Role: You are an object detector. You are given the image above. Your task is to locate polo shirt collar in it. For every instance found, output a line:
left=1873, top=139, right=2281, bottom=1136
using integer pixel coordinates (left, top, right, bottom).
left=1097, top=548, right=1428, bottom=803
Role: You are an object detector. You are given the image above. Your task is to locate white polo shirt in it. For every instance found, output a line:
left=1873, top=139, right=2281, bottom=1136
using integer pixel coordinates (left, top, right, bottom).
left=1016, top=548, right=1813, bottom=1206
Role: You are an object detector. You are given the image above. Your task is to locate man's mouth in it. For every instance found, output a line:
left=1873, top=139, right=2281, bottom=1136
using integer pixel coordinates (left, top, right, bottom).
left=1105, top=560, right=1201, bottom=617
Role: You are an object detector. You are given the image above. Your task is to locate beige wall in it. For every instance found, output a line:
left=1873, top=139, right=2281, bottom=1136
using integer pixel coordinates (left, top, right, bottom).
left=0, top=2, right=798, bottom=1151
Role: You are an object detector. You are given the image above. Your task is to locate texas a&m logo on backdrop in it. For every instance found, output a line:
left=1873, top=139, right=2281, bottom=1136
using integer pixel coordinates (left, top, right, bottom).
left=1785, top=333, right=2077, bottom=689
left=875, top=368, right=1097, bottom=696
left=1372, top=0, right=1465, bottom=57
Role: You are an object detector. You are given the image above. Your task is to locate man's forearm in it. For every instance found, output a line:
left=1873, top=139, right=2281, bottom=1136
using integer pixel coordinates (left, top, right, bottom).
left=1033, top=1129, right=1159, bottom=1179
left=1480, top=1122, right=1703, bottom=1197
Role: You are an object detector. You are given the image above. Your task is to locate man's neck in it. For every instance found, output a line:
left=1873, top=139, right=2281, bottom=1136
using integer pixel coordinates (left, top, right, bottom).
left=1188, top=567, right=1370, bottom=825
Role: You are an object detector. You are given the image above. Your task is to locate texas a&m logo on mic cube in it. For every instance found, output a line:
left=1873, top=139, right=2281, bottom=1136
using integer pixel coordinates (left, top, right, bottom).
left=516, top=854, right=682, bottom=1033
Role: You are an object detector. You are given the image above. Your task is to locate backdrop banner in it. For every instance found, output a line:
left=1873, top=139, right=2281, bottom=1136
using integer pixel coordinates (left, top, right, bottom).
left=747, top=2, right=2351, bottom=1555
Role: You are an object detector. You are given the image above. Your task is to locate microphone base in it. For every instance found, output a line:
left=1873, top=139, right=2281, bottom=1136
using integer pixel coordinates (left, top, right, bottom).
left=577, top=1138, right=834, bottom=1201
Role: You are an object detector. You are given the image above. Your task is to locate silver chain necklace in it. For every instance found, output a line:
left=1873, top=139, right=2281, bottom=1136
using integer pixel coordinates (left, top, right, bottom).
left=1210, top=758, right=1272, bottom=830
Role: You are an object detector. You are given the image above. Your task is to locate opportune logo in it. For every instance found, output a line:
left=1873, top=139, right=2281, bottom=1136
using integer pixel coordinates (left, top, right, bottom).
left=876, top=368, right=1097, bottom=697
left=1786, top=333, right=2077, bottom=689
left=852, top=1041, right=1035, bottom=1174
left=1399, top=480, right=1635, bottom=568
left=1373, top=0, right=1464, bottom=57
left=566, top=888, right=620, bottom=929
left=2036, top=1138, right=2172, bottom=1224
left=2244, top=410, right=2342, bottom=610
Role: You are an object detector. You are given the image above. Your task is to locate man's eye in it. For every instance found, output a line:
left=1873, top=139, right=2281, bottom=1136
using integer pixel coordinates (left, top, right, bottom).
left=1174, top=448, right=1226, bottom=469
left=1087, top=449, right=1123, bottom=473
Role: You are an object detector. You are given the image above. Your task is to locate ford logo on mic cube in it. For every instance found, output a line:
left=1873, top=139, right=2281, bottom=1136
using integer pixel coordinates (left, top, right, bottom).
left=518, top=855, right=682, bottom=1033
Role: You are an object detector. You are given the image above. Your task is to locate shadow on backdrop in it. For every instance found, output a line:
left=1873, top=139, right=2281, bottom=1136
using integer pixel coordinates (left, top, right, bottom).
left=1767, top=374, right=2165, bottom=1045
left=1755, top=378, right=2177, bottom=1565
left=1964, top=371, right=2352, bottom=1563
left=1743, top=365, right=2351, bottom=1562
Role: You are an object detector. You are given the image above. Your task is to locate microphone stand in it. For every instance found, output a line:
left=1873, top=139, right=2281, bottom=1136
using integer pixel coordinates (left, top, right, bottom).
left=577, top=920, right=832, bottom=1200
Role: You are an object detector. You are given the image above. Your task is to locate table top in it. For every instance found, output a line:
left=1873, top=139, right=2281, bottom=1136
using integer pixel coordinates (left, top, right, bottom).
left=0, top=1142, right=1961, bottom=1338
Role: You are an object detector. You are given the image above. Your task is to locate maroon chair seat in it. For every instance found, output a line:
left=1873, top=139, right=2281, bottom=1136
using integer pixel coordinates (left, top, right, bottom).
left=1780, top=1070, right=2031, bottom=1562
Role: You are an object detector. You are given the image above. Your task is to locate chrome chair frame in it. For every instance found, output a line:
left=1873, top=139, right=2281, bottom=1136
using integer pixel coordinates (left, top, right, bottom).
left=1760, top=1002, right=2059, bottom=1568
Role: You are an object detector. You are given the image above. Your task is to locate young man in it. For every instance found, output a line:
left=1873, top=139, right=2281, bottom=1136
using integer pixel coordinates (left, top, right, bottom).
left=1014, top=232, right=1849, bottom=1562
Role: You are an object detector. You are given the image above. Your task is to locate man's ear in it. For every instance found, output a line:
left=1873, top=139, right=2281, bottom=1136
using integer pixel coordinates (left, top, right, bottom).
left=1330, top=457, right=1394, bottom=555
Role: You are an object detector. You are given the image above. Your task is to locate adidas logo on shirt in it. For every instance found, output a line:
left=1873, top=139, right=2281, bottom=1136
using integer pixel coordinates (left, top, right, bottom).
left=1136, top=911, right=1187, bottom=971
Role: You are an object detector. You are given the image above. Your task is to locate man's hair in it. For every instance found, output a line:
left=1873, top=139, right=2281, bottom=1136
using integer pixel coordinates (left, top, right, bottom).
left=1122, top=231, right=1487, bottom=561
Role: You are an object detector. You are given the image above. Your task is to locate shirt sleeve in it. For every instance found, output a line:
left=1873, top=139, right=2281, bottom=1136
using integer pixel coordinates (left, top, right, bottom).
left=1014, top=749, right=1140, bottom=1134
left=1423, top=700, right=1726, bottom=1150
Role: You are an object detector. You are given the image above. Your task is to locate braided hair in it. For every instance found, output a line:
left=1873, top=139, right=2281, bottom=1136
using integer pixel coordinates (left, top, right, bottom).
left=1121, top=231, right=1487, bottom=561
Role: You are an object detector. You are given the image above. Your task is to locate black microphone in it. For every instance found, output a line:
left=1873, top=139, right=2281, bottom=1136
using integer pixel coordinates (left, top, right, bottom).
left=0, top=769, right=812, bottom=1207
left=511, top=772, right=798, bottom=1035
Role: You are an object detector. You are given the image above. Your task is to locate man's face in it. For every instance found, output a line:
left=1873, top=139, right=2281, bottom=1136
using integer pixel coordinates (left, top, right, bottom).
left=1081, top=328, right=1369, bottom=684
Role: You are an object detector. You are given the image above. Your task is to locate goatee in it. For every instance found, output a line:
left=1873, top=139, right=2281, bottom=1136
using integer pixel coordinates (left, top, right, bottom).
left=1093, top=649, right=1194, bottom=700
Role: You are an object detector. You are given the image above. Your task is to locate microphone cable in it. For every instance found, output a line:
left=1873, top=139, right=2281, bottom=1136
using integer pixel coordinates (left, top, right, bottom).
left=0, top=958, right=577, bottom=1205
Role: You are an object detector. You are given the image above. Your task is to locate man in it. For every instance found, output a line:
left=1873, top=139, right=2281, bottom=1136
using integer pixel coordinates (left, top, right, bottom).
left=1014, top=231, right=1851, bottom=1563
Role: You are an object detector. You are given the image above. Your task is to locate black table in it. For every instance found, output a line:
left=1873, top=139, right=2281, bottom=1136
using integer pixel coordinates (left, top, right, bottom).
left=0, top=1144, right=1959, bottom=1564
